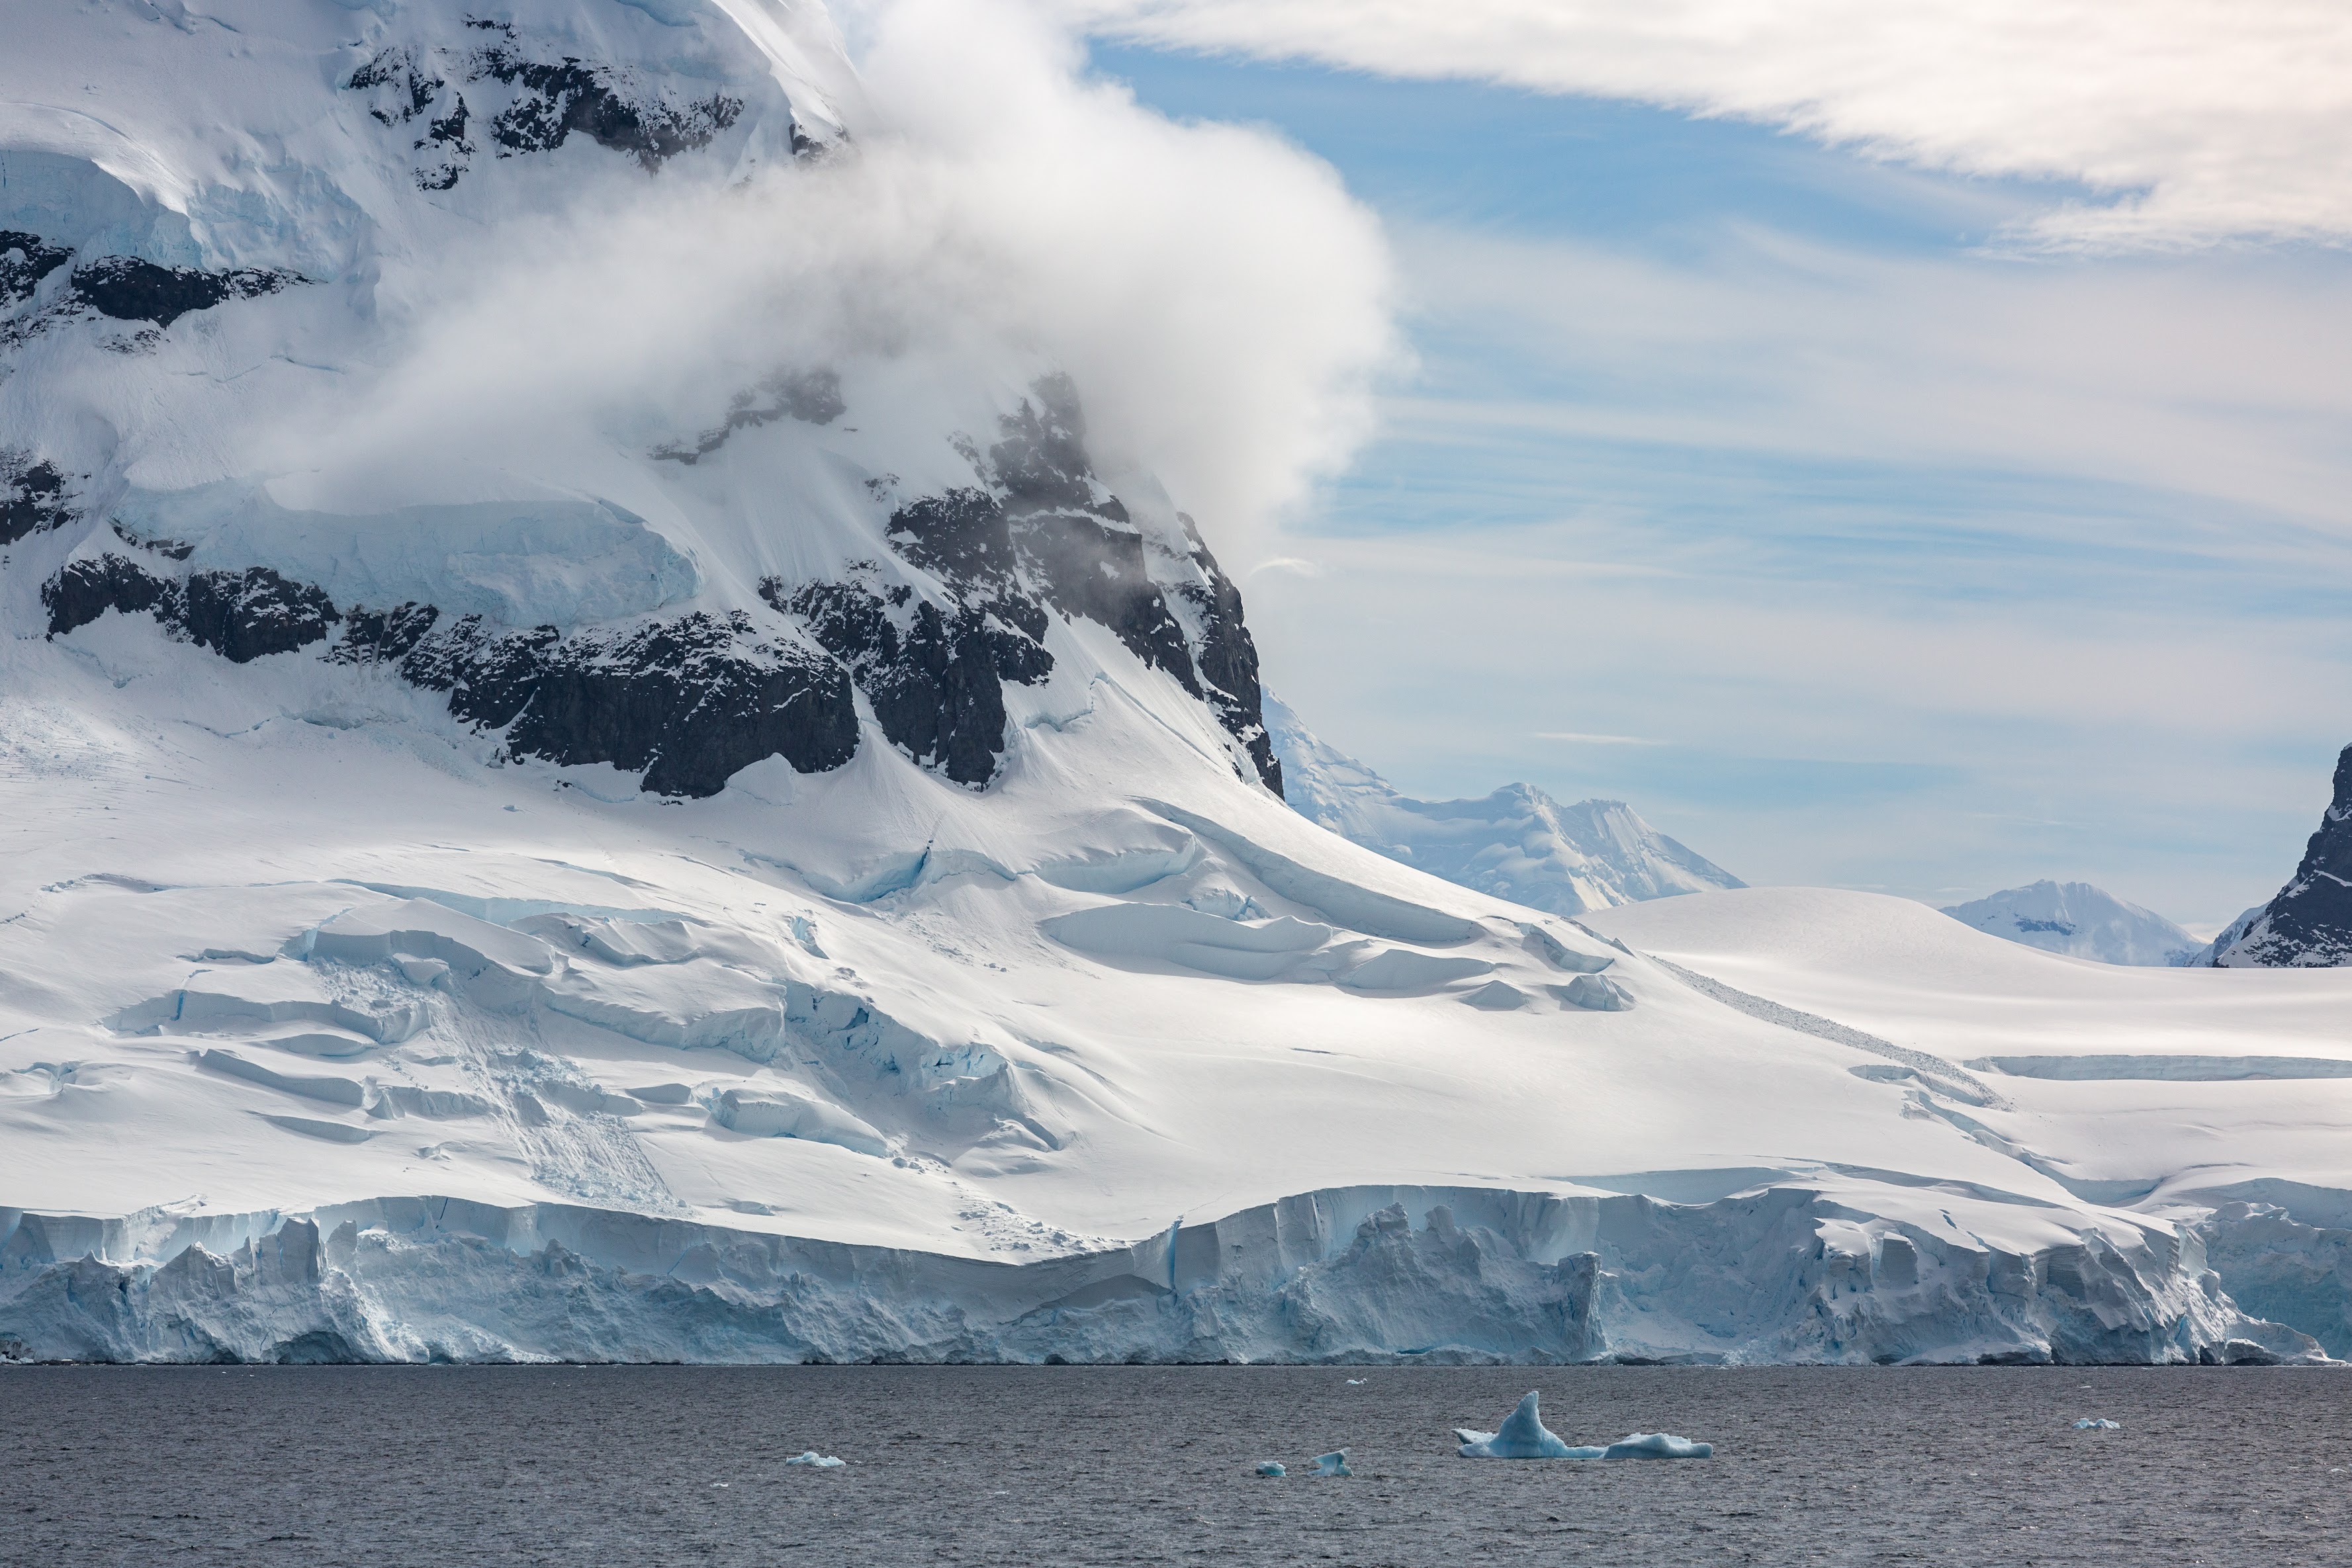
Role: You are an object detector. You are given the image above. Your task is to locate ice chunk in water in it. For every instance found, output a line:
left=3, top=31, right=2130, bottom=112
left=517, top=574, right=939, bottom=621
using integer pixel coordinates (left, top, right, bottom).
left=1454, top=1391, right=1601, bottom=1459
left=785, top=1451, right=846, bottom=1468
left=1255, top=1461, right=1287, bottom=1477
left=1310, top=1450, right=1352, bottom=1477
left=2071, top=1418, right=2121, bottom=1430
left=1456, top=1393, right=1712, bottom=1459
left=1600, top=1432, right=1713, bottom=1459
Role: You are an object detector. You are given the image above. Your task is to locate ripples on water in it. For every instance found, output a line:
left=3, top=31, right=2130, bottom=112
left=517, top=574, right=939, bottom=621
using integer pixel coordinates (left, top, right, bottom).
left=5, top=1365, right=2346, bottom=1566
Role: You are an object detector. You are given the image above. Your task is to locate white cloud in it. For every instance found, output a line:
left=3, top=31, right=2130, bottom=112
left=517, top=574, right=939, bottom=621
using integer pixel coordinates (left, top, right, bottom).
left=1066, top=0, right=2352, bottom=249
left=1535, top=732, right=1664, bottom=746
left=286, top=0, right=1399, bottom=546
left=1388, top=220, right=2352, bottom=534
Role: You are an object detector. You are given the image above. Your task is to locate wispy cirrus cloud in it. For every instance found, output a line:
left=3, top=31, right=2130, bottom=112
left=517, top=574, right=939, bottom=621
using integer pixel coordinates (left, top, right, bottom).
left=1064, top=0, right=2352, bottom=249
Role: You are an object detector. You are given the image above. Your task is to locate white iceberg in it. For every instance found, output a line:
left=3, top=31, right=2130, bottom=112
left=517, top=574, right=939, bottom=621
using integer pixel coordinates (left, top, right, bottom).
left=1600, top=1432, right=1713, bottom=1459
left=1310, top=1450, right=1352, bottom=1477
left=785, top=1451, right=846, bottom=1468
left=1455, top=1392, right=1711, bottom=1459
left=1255, top=1461, right=1286, bottom=1477
left=2071, top=1418, right=2121, bottom=1431
left=1455, top=1390, right=1600, bottom=1458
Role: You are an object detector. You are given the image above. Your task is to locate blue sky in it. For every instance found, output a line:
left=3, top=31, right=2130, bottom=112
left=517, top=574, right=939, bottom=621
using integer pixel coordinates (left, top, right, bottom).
left=1086, top=42, right=2352, bottom=929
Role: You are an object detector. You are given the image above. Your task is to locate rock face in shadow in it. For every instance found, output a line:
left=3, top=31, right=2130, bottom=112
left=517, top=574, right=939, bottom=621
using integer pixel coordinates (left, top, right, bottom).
left=2216, top=744, right=2352, bottom=967
left=346, top=22, right=757, bottom=192
left=395, top=611, right=859, bottom=798
left=1, top=452, right=75, bottom=544
left=36, top=379, right=1276, bottom=801
left=43, top=554, right=338, bottom=662
left=68, top=257, right=302, bottom=328
left=779, top=578, right=1048, bottom=788
left=0, top=230, right=71, bottom=310
left=780, top=376, right=1283, bottom=794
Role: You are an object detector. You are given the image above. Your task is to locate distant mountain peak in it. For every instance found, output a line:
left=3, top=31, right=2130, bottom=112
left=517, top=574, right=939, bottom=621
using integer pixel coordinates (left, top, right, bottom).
left=1263, top=694, right=1741, bottom=916
left=1940, top=879, right=2200, bottom=967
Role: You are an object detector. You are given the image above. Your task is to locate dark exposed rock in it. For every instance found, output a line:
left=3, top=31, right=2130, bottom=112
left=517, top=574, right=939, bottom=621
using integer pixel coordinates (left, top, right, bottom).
left=793, top=376, right=1283, bottom=794
left=348, top=46, right=442, bottom=124
left=1170, top=513, right=1282, bottom=795
left=176, top=569, right=340, bottom=662
left=1015, top=507, right=1201, bottom=691
left=1, top=453, right=75, bottom=545
left=775, top=576, right=1048, bottom=787
left=651, top=369, right=844, bottom=464
left=349, top=28, right=741, bottom=189
left=985, top=377, right=1208, bottom=699
left=69, top=257, right=303, bottom=329
left=2218, top=744, right=2352, bottom=967
left=475, top=37, right=743, bottom=170
left=401, top=611, right=858, bottom=797
left=42, top=554, right=338, bottom=662
left=112, top=520, right=194, bottom=560
left=332, top=603, right=442, bottom=666
left=1, top=230, right=71, bottom=310
left=42, top=554, right=174, bottom=637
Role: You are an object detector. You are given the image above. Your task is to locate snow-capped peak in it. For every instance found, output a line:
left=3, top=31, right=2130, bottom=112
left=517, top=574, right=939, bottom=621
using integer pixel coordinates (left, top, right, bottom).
left=1263, top=693, right=1742, bottom=916
left=1939, top=879, right=2200, bottom=967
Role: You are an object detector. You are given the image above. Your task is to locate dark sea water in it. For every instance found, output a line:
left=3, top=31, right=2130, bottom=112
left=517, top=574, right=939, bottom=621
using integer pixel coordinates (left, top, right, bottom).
left=4, top=1365, right=2346, bottom=1566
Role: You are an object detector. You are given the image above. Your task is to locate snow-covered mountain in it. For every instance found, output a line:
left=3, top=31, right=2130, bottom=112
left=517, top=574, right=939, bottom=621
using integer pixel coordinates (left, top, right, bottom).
left=3, top=1, right=2350, bottom=1368
left=2210, top=744, right=2352, bottom=967
left=1939, top=881, right=2201, bottom=967
left=1266, top=695, right=1742, bottom=916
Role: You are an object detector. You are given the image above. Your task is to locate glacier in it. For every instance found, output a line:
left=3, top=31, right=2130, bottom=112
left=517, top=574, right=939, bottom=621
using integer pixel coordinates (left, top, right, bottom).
left=2, top=0, right=2351, bottom=1370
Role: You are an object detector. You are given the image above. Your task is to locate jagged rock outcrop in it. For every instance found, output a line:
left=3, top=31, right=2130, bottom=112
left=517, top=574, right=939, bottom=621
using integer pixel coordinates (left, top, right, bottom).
left=396, top=610, right=859, bottom=798
left=1, top=451, right=75, bottom=545
left=34, top=369, right=1280, bottom=802
left=44, top=554, right=339, bottom=662
left=346, top=19, right=772, bottom=192
left=0, top=229, right=70, bottom=309
left=2215, top=744, right=2352, bottom=967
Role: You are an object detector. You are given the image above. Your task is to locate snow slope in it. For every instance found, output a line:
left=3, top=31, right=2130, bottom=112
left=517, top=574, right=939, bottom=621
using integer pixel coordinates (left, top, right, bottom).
left=1267, top=694, right=1742, bottom=916
left=1, top=1, right=2347, bottom=1367
left=1940, top=880, right=2200, bottom=967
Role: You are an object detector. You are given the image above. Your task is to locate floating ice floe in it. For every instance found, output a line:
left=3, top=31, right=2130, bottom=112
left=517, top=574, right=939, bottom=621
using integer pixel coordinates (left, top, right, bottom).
left=1255, top=1461, right=1287, bottom=1477
left=1600, top=1432, right=1714, bottom=1459
left=2071, top=1418, right=2122, bottom=1431
left=1455, top=1392, right=1711, bottom=1460
left=785, top=1451, right=847, bottom=1468
left=1311, top=1450, right=1352, bottom=1477
left=1345, top=1378, right=1366, bottom=1385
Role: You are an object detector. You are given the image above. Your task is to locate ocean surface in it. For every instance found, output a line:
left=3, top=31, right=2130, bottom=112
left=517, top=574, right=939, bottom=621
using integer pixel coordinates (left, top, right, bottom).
left=5, top=1364, right=2346, bottom=1566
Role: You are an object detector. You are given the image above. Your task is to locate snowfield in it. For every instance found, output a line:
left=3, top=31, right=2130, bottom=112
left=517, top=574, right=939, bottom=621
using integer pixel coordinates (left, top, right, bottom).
left=3, top=0, right=2349, bottom=1366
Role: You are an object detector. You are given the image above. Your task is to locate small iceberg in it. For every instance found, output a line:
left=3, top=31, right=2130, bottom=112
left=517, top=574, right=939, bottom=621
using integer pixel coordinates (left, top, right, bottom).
left=1310, top=1450, right=1353, bottom=1477
left=1455, top=1391, right=1600, bottom=1459
left=1455, top=1391, right=1711, bottom=1460
left=1255, top=1461, right=1287, bottom=1477
left=1600, top=1432, right=1713, bottom=1460
left=2071, top=1418, right=2121, bottom=1431
left=785, top=1451, right=847, bottom=1468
